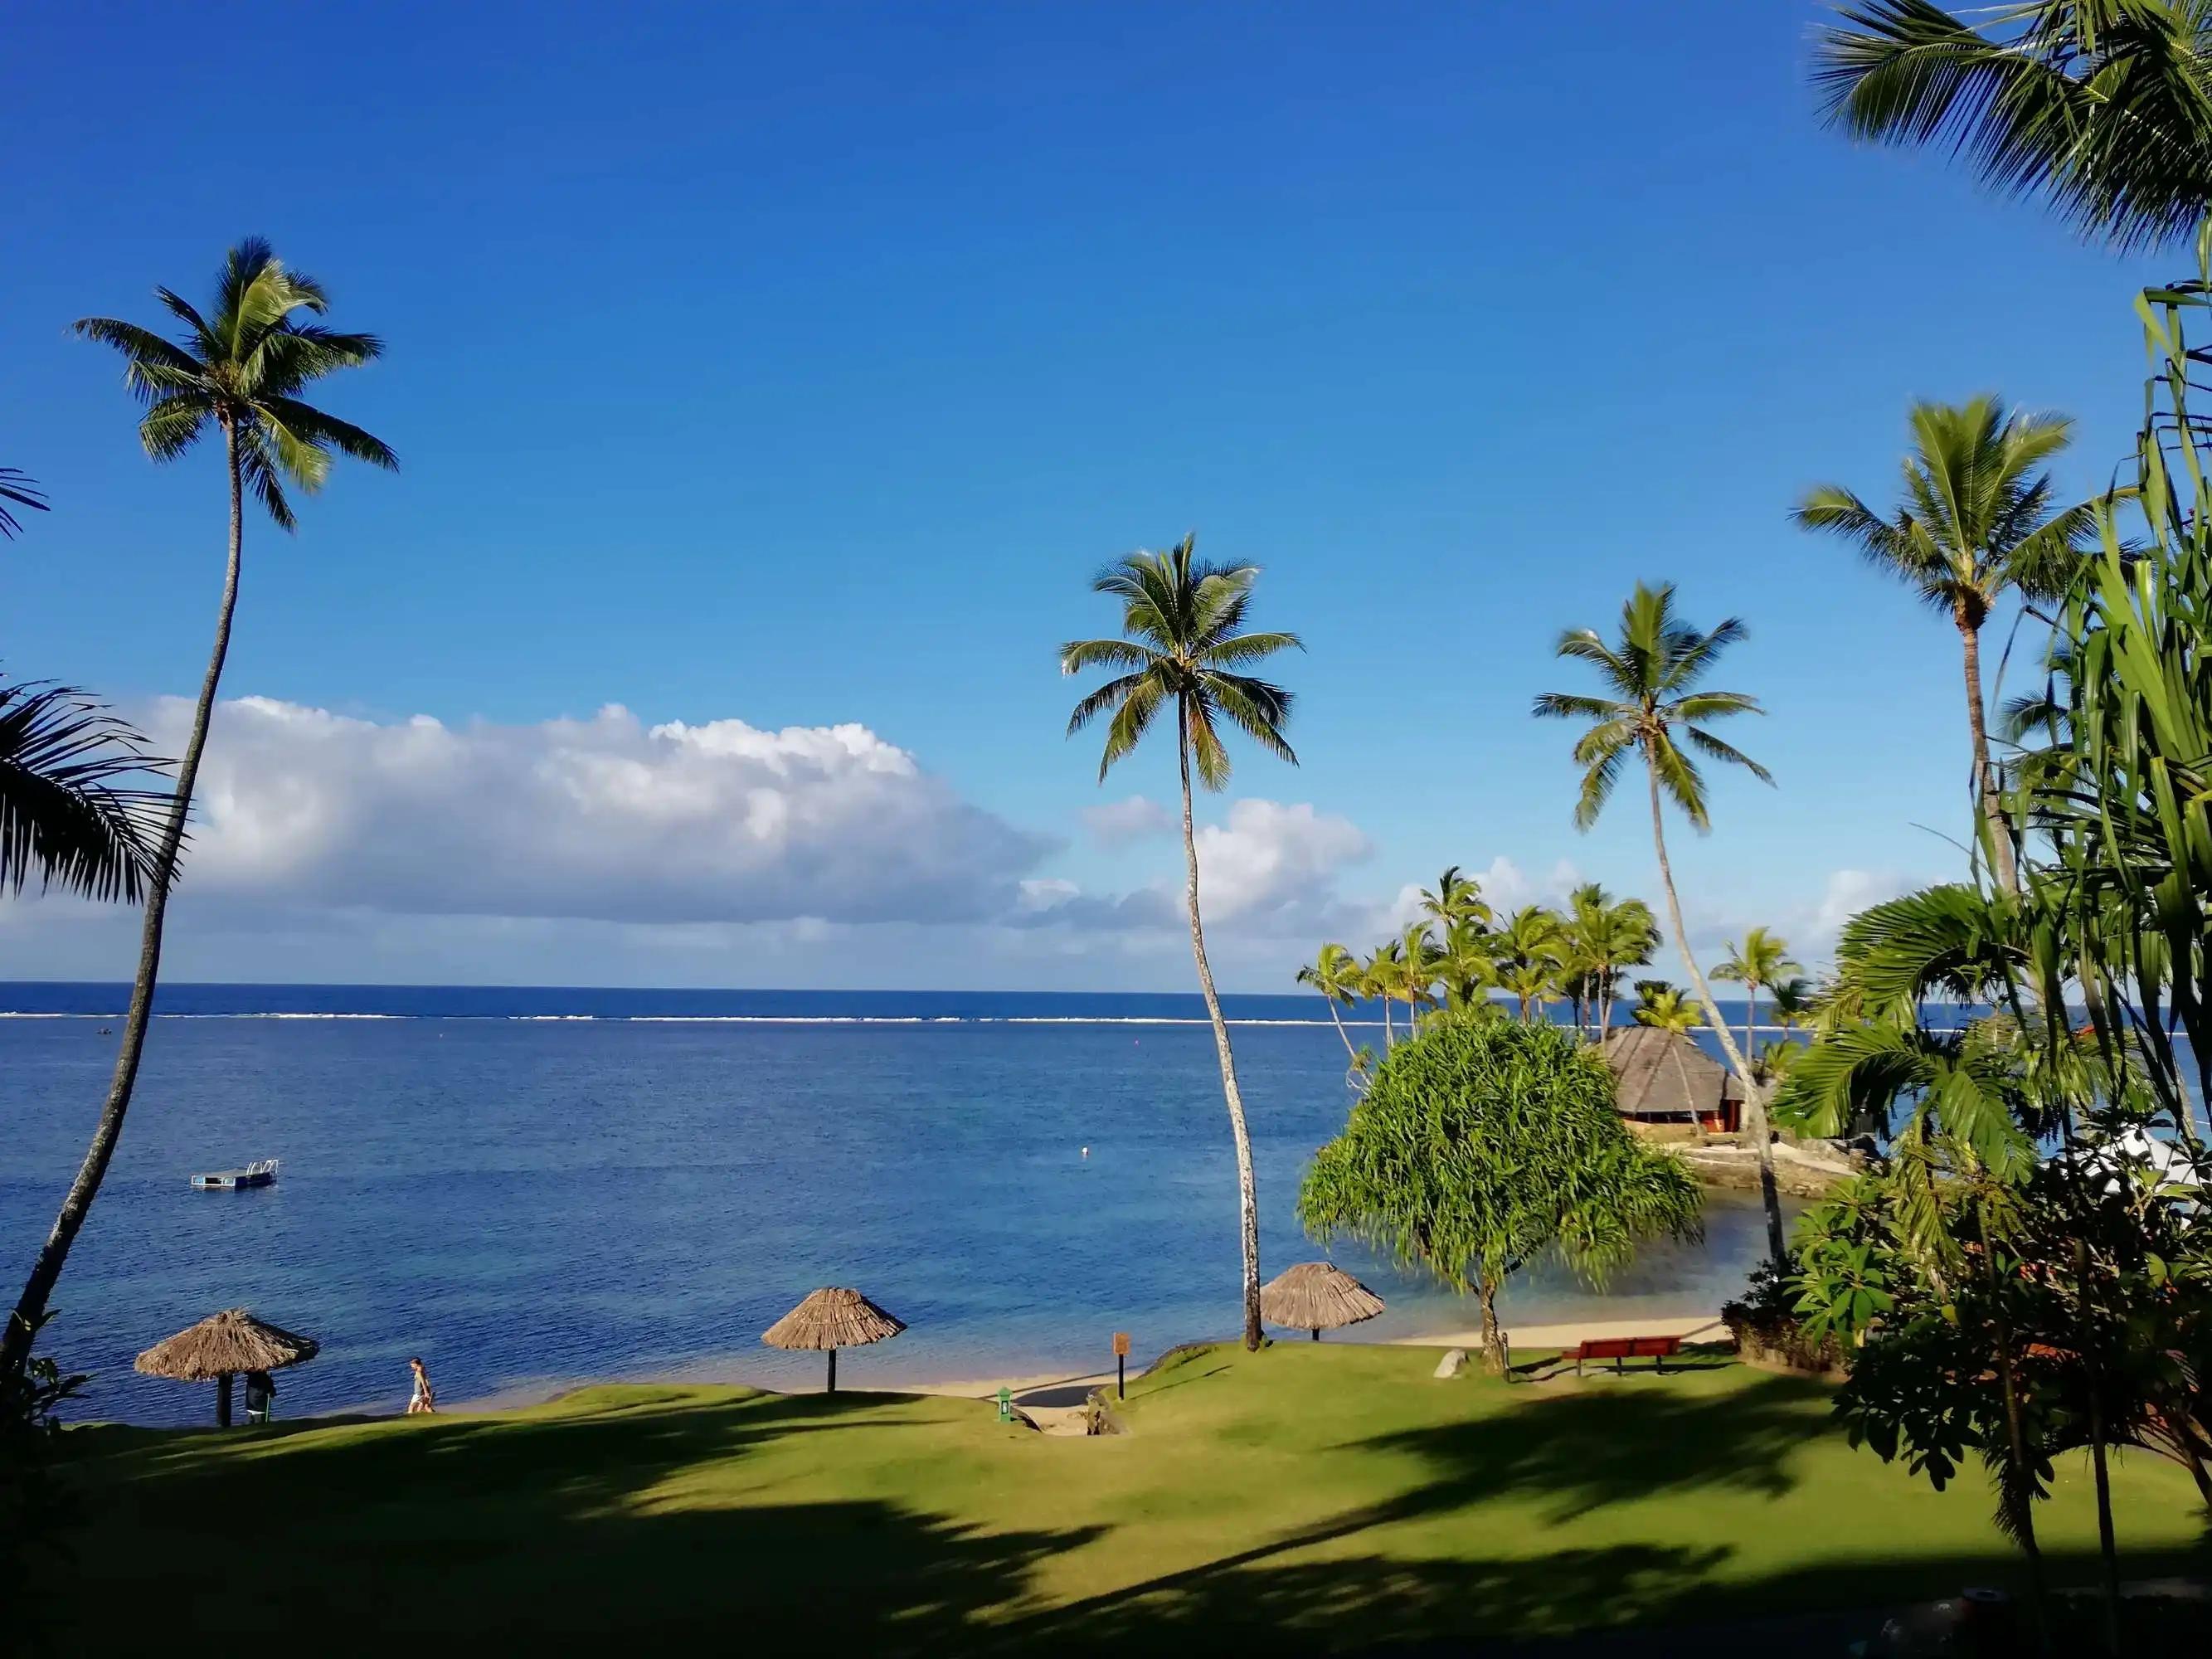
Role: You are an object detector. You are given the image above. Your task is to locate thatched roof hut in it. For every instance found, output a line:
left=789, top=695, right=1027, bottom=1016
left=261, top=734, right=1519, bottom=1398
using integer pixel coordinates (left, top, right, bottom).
left=1261, top=1262, right=1385, bottom=1340
left=136, top=1308, right=318, bottom=1427
left=762, top=1287, right=904, bottom=1393
left=1601, top=1026, right=1744, bottom=1132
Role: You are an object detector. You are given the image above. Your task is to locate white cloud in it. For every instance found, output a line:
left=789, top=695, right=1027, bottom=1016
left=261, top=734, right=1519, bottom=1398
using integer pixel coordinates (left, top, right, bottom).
left=148, top=697, right=1052, bottom=926
left=1081, top=795, right=1174, bottom=846
left=1193, top=800, right=1373, bottom=922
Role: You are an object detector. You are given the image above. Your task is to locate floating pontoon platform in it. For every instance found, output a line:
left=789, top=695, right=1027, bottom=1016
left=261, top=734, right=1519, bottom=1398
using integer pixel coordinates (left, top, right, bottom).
left=192, top=1159, right=279, bottom=1190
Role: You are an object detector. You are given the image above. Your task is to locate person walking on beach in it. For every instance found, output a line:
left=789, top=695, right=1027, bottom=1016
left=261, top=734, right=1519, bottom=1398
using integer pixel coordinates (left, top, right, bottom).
left=406, top=1355, right=436, bottom=1414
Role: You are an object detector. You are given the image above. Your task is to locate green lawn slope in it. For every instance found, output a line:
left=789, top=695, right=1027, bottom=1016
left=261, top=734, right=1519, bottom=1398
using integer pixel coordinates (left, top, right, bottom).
left=39, top=1343, right=2208, bottom=1652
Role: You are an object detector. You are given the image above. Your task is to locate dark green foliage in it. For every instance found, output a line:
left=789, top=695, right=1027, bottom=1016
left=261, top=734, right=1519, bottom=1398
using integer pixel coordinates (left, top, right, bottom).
left=0, top=678, right=171, bottom=905
left=0, top=1315, right=88, bottom=1646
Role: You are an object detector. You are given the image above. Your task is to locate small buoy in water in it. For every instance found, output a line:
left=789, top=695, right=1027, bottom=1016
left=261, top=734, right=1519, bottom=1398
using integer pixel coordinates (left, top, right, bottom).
left=1082, top=1146, right=1090, bottom=1159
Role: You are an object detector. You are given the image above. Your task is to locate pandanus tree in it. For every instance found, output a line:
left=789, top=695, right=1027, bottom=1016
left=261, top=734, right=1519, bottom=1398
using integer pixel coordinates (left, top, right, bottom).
left=1296, top=941, right=1364, bottom=1066
left=1302, top=1014, right=1703, bottom=1374
left=2, top=241, right=396, bottom=1382
left=1534, top=582, right=1787, bottom=1265
left=1793, top=397, right=2101, bottom=893
left=1813, top=1, right=2212, bottom=252
left=1062, top=534, right=1301, bottom=1351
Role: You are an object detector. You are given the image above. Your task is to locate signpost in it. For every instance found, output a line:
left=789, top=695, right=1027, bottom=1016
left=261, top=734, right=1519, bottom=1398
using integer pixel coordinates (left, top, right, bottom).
left=1111, top=1331, right=1130, bottom=1399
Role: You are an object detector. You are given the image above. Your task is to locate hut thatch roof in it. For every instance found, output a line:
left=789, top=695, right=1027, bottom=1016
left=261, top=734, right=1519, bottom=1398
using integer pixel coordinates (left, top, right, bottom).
left=1260, top=1262, right=1386, bottom=1332
left=134, top=1308, right=319, bottom=1381
left=761, top=1287, right=905, bottom=1351
left=1600, top=1025, right=1743, bottom=1119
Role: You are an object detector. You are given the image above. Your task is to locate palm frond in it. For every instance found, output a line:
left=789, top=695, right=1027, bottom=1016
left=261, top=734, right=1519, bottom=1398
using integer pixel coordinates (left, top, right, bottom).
left=0, top=467, right=49, bottom=538
left=0, top=678, right=174, bottom=904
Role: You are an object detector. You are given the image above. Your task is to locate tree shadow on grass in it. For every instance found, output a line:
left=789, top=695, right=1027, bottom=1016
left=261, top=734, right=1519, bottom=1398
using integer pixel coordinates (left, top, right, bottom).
left=56, top=1388, right=1103, bottom=1654
left=1341, top=1371, right=1822, bottom=1523
left=1001, top=1540, right=2212, bottom=1655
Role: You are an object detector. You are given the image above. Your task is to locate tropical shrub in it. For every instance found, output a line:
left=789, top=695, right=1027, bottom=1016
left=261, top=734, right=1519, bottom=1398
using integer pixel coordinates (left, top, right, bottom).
left=1299, top=1012, right=1702, bottom=1374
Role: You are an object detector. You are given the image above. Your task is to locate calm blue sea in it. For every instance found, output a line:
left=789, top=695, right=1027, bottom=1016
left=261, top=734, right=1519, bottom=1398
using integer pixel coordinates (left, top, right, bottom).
left=2, top=982, right=1782, bottom=1426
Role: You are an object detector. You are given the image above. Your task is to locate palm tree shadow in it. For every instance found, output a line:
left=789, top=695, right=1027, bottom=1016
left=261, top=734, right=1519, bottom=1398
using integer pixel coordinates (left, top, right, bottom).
left=1340, top=1373, right=1819, bottom=1524
left=64, top=1389, right=1105, bottom=1650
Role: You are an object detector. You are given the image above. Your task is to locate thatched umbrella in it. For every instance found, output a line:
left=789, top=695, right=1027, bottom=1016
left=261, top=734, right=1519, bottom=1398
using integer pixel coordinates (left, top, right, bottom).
left=761, top=1287, right=904, bottom=1394
left=135, top=1307, right=319, bottom=1427
left=1261, top=1262, right=1385, bottom=1341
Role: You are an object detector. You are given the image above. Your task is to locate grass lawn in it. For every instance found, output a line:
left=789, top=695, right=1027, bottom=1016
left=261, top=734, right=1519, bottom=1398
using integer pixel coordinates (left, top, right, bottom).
left=38, top=1343, right=2209, bottom=1652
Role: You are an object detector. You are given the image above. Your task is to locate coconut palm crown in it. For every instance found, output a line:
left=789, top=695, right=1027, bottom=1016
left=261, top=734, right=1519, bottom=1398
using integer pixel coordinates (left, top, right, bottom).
left=74, top=237, right=396, bottom=528
left=1793, top=397, right=2100, bottom=892
left=1061, top=537, right=1299, bottom=788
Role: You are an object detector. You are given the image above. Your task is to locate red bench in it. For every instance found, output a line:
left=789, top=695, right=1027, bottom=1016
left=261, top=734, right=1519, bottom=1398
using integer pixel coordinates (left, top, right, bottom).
left=1563, top=1335, right=1682, bottom=1376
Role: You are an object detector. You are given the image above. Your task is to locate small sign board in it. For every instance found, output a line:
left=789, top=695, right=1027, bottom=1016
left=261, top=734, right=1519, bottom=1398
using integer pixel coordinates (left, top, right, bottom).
left=1111, top=1331, right=1130, bottom=1357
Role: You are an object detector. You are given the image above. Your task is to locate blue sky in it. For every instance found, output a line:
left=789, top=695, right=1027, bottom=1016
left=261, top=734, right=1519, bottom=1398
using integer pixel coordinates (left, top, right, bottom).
left=0, top=1, right=2173, bottom=990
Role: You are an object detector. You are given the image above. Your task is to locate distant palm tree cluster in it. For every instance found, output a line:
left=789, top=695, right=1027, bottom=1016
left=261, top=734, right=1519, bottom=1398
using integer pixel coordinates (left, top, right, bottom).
left=1297, top=876, right=1669, bottom=1052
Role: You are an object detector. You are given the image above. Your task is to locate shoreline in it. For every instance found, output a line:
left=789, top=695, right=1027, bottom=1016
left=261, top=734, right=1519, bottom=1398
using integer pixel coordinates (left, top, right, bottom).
left=423, top=1311, right=1728, bottom=1423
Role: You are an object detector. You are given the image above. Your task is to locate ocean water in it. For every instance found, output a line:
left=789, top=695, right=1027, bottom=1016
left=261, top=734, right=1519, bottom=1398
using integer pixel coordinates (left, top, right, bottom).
left=2, top=983, right=1782, bottom=1426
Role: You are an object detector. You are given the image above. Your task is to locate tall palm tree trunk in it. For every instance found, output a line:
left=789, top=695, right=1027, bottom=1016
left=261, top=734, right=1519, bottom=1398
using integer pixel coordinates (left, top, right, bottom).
left=1743, top=985, right=1759, bottom=1080
left=1958, top=614, right=2020, bottom=895
left=1381, top=997, right=1393, bottom=1048
left=1645, top=762, right=1787, bottom=1267
left=1179, top=705, right=1263, bottom=1351
left=2, top=425, right=243, bottom=1381
left=1323, top=999, right=1355, bottom=1064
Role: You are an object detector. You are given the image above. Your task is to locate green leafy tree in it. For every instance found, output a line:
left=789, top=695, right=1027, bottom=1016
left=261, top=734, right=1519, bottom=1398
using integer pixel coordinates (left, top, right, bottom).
left=1793, top=397, right=2100, bottom=893
left=1812, top=1, right=2212, bottom=252
left=1062, top=533, right=1301, bottom=1351
left=2, top=679, right=168, bottom=906
left=1533, top=581, right=1786, bottom=1262
left=4, top=240, right=396, bottom=1382
left=1711, top=926, right=1804, bottom=1080
left=1296, top=941, right=1364, bottom=1066
left=1300, top=1013, right=1703, bottom=1374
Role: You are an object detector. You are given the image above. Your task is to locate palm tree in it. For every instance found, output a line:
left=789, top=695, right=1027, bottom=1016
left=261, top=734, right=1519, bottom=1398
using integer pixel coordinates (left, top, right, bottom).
left=1794, top=397, right=2099, bottom=894
left=1812, top=1, right=2212, bottom=252
left=1, top=679, right=169, bottom=905
left=1631, top=979, right=1704, bottom=1036
left=1437, top=917, right=1498, bottom=1013
left=1365, top=941, right=1402, bottom=1048
left=1398, top=922, right=1444, bottom=1034
left=1632, top=976, right=1710, bottom=1117
left=1534, top=581, right=1787, bottom=1264
left=1418, top=865, right=1491, bottom=932
left=2, top=241, right=396, bottom=1384
left=1492, top=905, right=1567, bottom=1023
left=1, top=467, right=48, bottom=539
left=1566, top=882, right=1657, bottom=1040
left=1062, top=534, right=1300, bottom=1352
left=1712, top=927, right=1806, bottom=1082
left=1296, top=941, right=1363, bottom=1065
